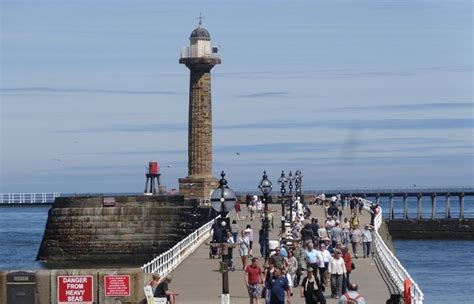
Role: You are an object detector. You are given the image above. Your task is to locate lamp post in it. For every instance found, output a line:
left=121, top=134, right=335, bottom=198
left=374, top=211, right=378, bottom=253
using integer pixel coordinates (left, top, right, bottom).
left=288, top=171, right=294, bottom=195
left=295, top=170, right=303, bottom=198
left=277, top=171, right=287, bottom=244
left=259, top=170, right=272, bottom=259
left=210, top=171, right=237, bottom=304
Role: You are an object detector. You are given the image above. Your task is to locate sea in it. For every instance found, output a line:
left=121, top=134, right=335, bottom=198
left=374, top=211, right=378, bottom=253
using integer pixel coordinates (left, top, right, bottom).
left=0, top=193, right=472, bottom=303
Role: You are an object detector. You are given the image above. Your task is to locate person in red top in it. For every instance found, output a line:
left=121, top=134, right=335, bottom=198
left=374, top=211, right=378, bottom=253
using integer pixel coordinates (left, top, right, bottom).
left=245, top=257, right=264, bottom=304
left=235, top=200, right=242, bottom=220
left=341, top=246, right=352, bottom=294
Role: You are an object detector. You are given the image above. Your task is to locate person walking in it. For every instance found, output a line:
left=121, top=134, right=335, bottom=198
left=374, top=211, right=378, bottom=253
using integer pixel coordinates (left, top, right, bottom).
left=304, top=243, right=320, bottom=273
left=350, top=226, right=362, bottom=259
left=362, top=224, right=373, bottom=258
left=300, top=267, right=326, bottom=304
left=342, top=218, right=351, bottom=246
left=331, top=222, right=344, bottom=248
left=292, top=242, right=304, bottom=286
left=245, top=257, right=264, bottom=304
left=245, top=225, right=254, bottom=256
left=338, top=283, right=366, bottom=304
left=239, top=230, right=250, bottom=270
left=319, top=243, right=331, bottom=286
left=231, top=220, right=239, bottom=242
left=341, top=246, right=352, bottom=294
left=265, top=268, right=291, bottom=304
left=328, top=249, right=347, bottom=299
left=235, top=199, right=242, bottom=220
left=286, top=250, right=298, bottom=287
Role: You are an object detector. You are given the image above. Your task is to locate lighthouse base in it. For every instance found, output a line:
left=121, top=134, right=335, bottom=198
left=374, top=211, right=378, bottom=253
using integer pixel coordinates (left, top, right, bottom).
left=179, top=175, right=219, bottom=201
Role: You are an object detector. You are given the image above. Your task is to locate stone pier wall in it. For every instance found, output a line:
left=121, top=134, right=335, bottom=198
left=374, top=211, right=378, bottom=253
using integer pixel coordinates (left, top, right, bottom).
left=387, top=218, right=474, bottom=239
left=37, top=195, right=213, bottom=264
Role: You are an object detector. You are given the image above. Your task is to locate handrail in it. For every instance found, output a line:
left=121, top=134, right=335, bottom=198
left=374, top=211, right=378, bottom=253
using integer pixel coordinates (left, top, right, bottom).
left=0, top=193, right=60, bottom=204
left=141, top=216, right=219, bottom=275
left=366, top=201, right=424, bottom=303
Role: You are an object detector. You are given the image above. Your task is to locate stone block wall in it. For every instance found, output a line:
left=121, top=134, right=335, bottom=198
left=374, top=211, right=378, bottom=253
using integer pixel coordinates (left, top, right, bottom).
left=37, top=195, right=212, bottom=264
left=386, top=218, right=474, bottom=239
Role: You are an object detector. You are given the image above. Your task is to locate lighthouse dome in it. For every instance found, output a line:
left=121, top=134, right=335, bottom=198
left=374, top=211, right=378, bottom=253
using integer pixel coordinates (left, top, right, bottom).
left=190, top=25, right=210, bottom=40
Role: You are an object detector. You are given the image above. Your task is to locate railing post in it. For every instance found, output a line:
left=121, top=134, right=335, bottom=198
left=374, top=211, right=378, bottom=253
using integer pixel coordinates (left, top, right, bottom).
left=431, top=193, right=437, bottom=220
left=403, top=193, right=408, bottom=219
left=416, top=193, right=422, bottom=219
left=459, top=193, right=465, bottom=219
left=389, top=194, right=394, bottom=220
left=445, top=193, right=451, bottom=219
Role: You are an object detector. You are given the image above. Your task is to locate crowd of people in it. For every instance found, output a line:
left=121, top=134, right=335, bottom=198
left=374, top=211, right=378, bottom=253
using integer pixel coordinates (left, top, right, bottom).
left=147, top=194, right=381, bottom=304
left=238, top=194, right=372, bottom=303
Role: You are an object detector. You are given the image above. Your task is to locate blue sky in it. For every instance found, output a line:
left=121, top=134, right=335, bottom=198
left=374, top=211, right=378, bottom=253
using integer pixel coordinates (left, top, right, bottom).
left=1, top=0, right=473, bottom=193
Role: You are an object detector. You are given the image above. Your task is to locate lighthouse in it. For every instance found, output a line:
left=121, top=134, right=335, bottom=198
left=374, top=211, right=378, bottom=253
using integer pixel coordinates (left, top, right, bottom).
left=178, top=17, right=221, bottom=200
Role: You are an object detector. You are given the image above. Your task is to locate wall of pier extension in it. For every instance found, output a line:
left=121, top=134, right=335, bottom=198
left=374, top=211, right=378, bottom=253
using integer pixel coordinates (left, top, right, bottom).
left=37, top=195, right=215, bottom=265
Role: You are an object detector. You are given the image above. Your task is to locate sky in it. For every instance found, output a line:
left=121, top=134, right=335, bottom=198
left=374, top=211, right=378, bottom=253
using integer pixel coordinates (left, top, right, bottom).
left=1, top=0, right=473, bottom=193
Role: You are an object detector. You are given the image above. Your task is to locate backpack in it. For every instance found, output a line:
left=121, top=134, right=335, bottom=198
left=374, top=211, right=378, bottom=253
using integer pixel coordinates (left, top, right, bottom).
left=344, top=292, right=363, bottom=304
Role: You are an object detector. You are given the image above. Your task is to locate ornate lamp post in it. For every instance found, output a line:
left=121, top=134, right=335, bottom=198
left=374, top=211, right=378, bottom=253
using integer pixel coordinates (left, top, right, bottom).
left=277, top=170, right=288, bottom=243
left=210, top=171, right=237, bottom=304
left=258, top=170, right=272, bottom=259
left=295, top=170, right=303, bottom=198
left=288, top=171, right=294, bottom=195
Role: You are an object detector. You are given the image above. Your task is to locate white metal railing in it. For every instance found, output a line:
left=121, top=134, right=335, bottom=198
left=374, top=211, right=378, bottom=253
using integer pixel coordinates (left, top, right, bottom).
left=0, top=193, right=60, bottom=204
left=141, top=216, right=219, bottom=275
left=180, top=46, right=220, bottom=60
left=366, top=200, right=424, bottom=303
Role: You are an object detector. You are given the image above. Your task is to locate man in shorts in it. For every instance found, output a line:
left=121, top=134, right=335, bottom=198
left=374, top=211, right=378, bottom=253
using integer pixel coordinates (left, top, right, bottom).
left=245, top=257, right=264, bottom=304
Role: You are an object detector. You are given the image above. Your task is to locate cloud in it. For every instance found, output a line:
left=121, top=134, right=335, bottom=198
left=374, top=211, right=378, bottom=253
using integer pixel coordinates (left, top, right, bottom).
left=58, top=118, right=473, bottom=134
left=1, top=87, right=184, bottom=95
left=334, top=102, right=474, bottom=111
left=236, top=91, right=290, bottom=98
left=57, top=123, right=187, bottom=133
left=219, top=118, right=474, bottom=130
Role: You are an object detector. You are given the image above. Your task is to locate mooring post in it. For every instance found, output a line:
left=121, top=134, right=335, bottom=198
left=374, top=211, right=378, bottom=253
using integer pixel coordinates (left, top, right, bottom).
left=403, top=193, right=408, bottom=219
left=459, top=192, right=465, bottom=219
left=416, top=193, right=422, bottom=219
left=445, top=193, right=451, bottom=219
left=431, top=193, right=437, bottom=220
left=389, top=194, right=395, bottom=220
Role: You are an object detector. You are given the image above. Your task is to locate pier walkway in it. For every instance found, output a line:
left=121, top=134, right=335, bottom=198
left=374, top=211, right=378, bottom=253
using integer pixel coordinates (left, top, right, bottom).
left=166, top=203, right=388, bottom=303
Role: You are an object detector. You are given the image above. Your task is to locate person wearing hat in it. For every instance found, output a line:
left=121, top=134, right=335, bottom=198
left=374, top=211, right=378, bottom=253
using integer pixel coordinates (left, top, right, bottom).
left=300, top=267, right=326, bottom=303
left=362, top=224, right=373, bottom=258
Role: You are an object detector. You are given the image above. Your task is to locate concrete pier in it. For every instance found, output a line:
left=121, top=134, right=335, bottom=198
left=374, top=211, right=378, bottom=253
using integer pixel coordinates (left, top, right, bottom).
left=167, top=202, right=390, bottom=303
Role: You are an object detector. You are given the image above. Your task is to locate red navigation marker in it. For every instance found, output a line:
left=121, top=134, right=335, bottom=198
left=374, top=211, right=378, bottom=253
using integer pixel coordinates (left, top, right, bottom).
left=58, top=275, right=93, bottom=303
left=104, top=275, right=131, bottom=297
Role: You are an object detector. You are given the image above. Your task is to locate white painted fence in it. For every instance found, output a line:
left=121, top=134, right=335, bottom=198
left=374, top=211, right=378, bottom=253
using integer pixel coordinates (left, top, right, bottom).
left=369, top=201, right=425, bottom=303
left=141, top=216, right=218, bottom=275
left=0, top=193, right=60, bottom=204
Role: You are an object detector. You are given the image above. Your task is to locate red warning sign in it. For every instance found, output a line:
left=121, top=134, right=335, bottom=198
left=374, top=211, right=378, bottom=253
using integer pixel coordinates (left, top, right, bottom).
left=105, top=275, right=131, bottom=297
left=57, top=275, right=93, bottom=303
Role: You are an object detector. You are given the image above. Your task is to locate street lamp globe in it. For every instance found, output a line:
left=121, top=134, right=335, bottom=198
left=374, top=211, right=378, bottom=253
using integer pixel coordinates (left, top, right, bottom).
left=210, top=171, right=237, bottom=215
left=259, top=171, right=273, bottom=195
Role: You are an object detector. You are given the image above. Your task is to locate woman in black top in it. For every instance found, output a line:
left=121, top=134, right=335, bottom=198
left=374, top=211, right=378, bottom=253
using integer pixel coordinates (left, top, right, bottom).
left=300, top=267, right=326, bottom=304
